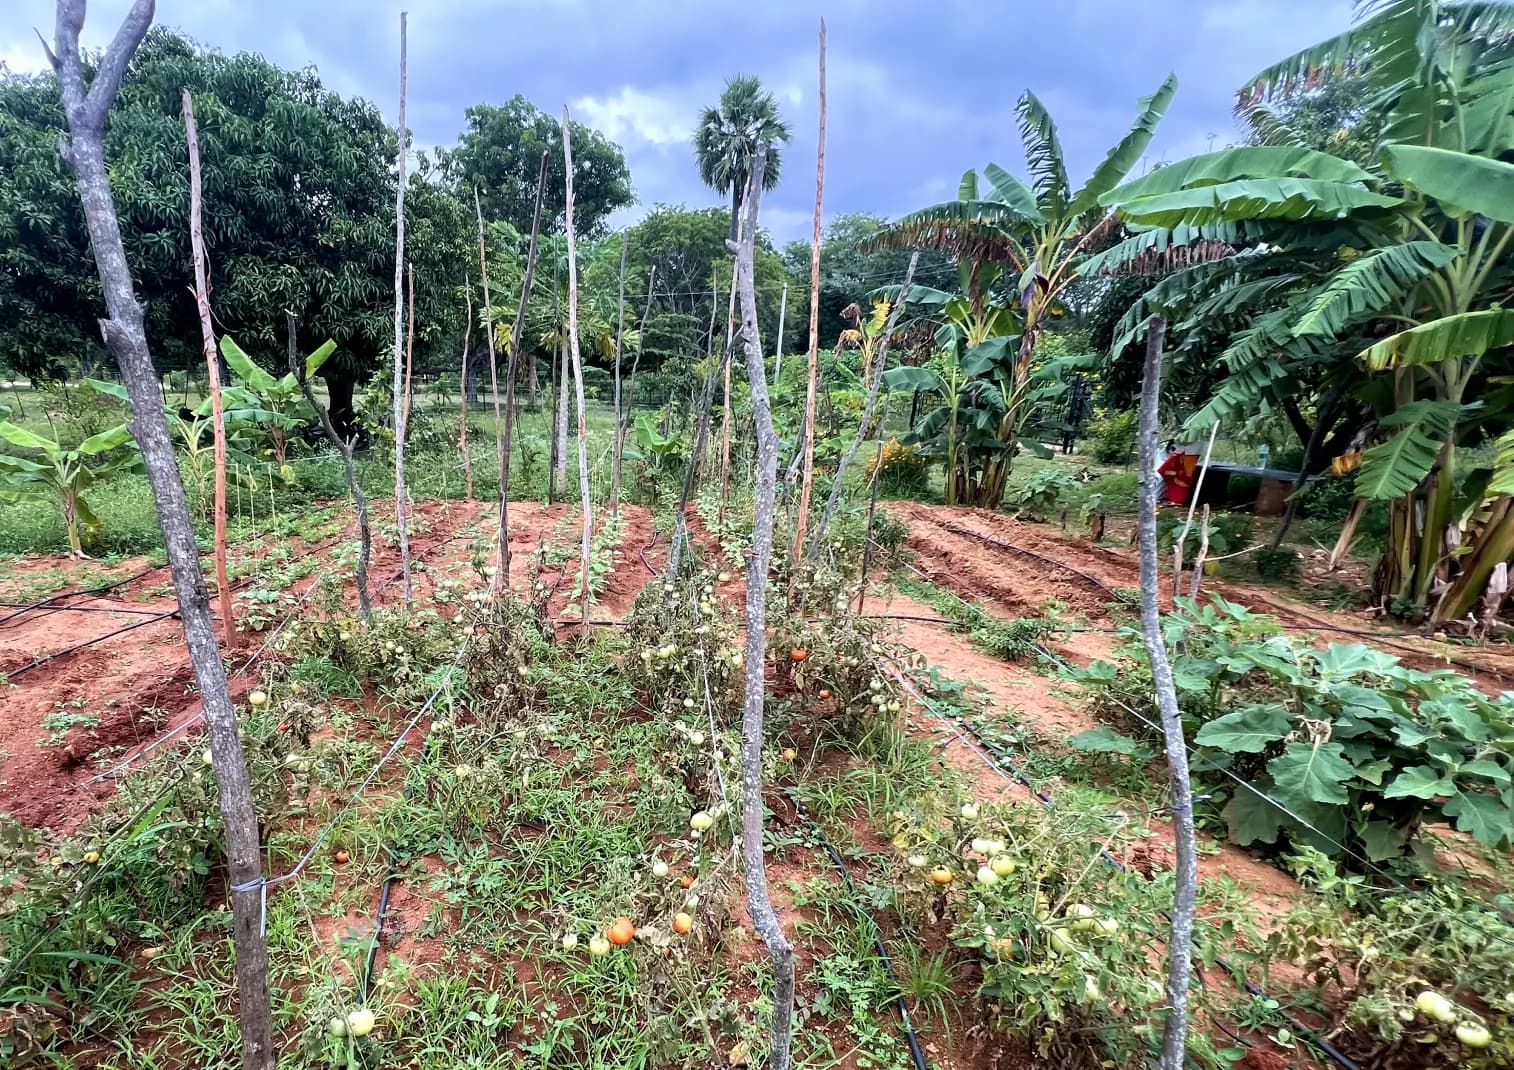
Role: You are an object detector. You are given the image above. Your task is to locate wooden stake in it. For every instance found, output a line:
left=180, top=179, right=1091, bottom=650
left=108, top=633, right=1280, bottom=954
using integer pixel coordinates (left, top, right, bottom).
left=773, top=280, right=788, bottom=382
left=459, top=275, right=473, bottom=500
left=729, top=151, right=796, bottom=1070
left=793, top=18, right=827, bottom=564
left=1134, top=315, right=1197, bottom=1070
left=48, top=6, right=273, bottom=1066
left=561, top=106, right=594, bottom=627
left=404, top=261, right=416, bottom=433
left=182, top=90, right=237, bottom=649
left=618, top=265, right=657, bottom=473
left=1172, top=420, right=1219, bottom=593
left=610, top=231, right=629, bottom=515
left=500, top=151, right=550, bottom=585
left=390, top=11, right=413, bottom=606
left=475, top=187, right=507, bottom=587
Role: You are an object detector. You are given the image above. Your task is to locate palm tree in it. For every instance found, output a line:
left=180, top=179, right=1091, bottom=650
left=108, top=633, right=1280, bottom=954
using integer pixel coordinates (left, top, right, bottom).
left=694, top=76, right=791, bottom=243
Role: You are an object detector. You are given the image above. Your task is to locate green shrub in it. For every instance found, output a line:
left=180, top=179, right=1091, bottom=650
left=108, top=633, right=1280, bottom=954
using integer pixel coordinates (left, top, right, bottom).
left=1084, top=409, right=1138, bottom=465
left=1007, top=466, right=1076, bottom=521
left=1254, top=546, right=1302, bottom=582
left=1156, top=509, right=1254, bottom=558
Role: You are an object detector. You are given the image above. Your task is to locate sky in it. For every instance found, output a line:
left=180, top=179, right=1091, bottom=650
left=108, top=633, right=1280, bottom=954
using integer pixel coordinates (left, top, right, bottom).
left=3, top=0, right=1356, bottom=243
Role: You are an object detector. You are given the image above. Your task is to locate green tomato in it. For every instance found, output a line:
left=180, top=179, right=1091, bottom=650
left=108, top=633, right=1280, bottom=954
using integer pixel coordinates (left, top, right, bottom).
left=1455, top=1023, right=1493, bottom=1049
left=1416, top=990, right=1458, bottom=1025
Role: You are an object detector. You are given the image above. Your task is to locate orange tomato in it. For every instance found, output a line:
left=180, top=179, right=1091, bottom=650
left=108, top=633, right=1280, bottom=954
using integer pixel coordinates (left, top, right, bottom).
left=672, top=912, right=694, bottom=935
left=817, top=688, right=832, bottom=701
left=930, top=866, right=954, bottom=885
left=607, top=917, right=636, bottom=945
left=790, top=648, right=808, bottom=663
left=679, top=874, right=695, bottom=889
left=334, top=849, right=350, bottom=864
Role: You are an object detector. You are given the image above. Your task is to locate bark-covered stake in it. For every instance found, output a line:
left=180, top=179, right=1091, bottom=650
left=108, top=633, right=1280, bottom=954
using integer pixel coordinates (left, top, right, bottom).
left=390, top=11, right=413, bottom=606
left=561, top=107, right=595, bottom=627
left=809, top=251, right=917, bottom=556
left=1135, top=315, right=1197, bottom=1070
left=730, top=152, right=796, bottom=1070
left=458, top=275, right=474, bottom=500
left=474, top=186, right=508, bottom=587
left=42, top=3, right=274, bottom=1066
left=182, top=89, right=236, bottom=649
left=610, top=231, right=629, bottom=515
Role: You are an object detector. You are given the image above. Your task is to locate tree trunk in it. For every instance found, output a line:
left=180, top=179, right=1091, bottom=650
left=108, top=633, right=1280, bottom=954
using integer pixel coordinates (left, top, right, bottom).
left=46, top=4, right=275, bottom=1066
left=809, top=252, right=916, bottom=557
left=389, top=13, right=413, bottom=607
left=730, top=151, right=795, bottom=1070
left=501, top=151, right=550, bottom=585
left=618, top=265, right=658, bottom=484
left=1135, top=315, right=1197, bottom=1070
left=717, top=260, right=738, bottom=528
left=562, top=108, right=595, bottom=627
left=793, top=18, right=827, bottom=565
left=325, top=368, right=357, bottom=442
left=1271, top=388, right=1340, bottom=550
left=182, top=89, right=236, bottom=650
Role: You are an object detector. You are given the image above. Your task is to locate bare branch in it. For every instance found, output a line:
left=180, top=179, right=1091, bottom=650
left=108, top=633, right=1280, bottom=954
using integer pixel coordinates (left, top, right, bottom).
left=83, top=0, right=154, bottom=125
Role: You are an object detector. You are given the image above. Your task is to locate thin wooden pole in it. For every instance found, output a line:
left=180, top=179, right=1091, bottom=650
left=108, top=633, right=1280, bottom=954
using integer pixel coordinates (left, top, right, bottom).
left=182, top=90, right=236, bottom=649
left=717, top=255, right=739, bottom=527
left=501, top=151, right=550, bottom=585
left=610, top=230, right=629, bottom=515
left=730, top=151, right=796, bottom=1070
left=562, top=106, right=594, bottom=627
left=459, top=275, right=474, bottom=500
left=390, top=11, right=413, bottom=606
left=48, top=7, right=274, bottom=1065
left=1135, top=315, right=1197, bottom=1070
left=1172, top=420, right=1220, bottom=593
left=773, top=281, right=788, bottom=382
left=404, top=261, right=416, bottom=433
left=793, top=18, right=827, bottom=564
left=618, top=265, right=657, bottom=468
left=475, top=186, right=507, bottom=588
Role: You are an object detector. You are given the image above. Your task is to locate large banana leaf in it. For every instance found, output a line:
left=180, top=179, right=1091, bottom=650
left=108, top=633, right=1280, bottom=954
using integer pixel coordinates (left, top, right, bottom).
left=219, top=336, right=280, bottom=394
left=1383, top=144, right=1514, bottom=223
left=881, top=366, right=944, bottom=394
left=876, top=198, right=1037, bottom=260
left=1355, top=399, right=1461, bottom=500
left=981, top=163, right=1043, bottom=224
left=1068, top=73, right=1179, bottom=219
left=1239, top=0, right=1424, bottom=101
left=1017, top=91, right=1070, bottom=215
left=1359, top=309, right=1514, bottom=369
left=1101, top=147, right=1374, bottom=206
left=1490, top=427, right=1514, bottom=495
left=77, top=424, right=136, bottom=455
left=1460, top=57, right=1514, bottom=155
left=1293, top=241, right=1457, bottom=340
left=0, top=421, right=59, bottom=452
left=1076, top=222, right=1245, bottom=277
left=82, top=377, right=130, bottom=402
left=1114, top=178, right=1403, bottom=229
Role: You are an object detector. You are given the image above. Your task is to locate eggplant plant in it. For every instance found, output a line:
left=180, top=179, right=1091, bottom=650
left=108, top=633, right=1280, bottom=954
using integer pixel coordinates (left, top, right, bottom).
left=0, top=421, right=140, bottom=557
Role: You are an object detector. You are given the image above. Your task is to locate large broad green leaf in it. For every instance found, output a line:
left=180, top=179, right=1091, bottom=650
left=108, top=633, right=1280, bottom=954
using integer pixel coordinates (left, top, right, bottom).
left=981, top=163, right=1044, bottom=225
left=958, top=168, right=978, bottom=201
left=1383, top=144, right=1514, bottom=224
left=1269, top=740, right=1355, bottom=806
left=1067, top=726, right=1139, bottom=755
left=881, top=366, right=943, bottom=394
left=1076, top=221, right=1245, bottom=277
left=1441, top=788, right=1511, bottom=846
left=1017, top=90, right=1070, bottom=215
left=1069, top=73, right=1179, bottom=219
left=960, top=336, right=1020, bottom=378
left=1489, top=428, right=1514, bottom=495
left=1383, top=764, right=1457, bottom=799
left=1359, top=821, right=1409, bottom=861
left=1238, top=0, right=1424, bottom=103
left=77, top=424, right=136, bottom=455
left=1359, top=309, right=1514, bottom=370
left=1114, top=178, right=1403, bottom=229
left=1225, top=781, right=1285, bottom=845
left=1101, top=147, right=1375, bottom=206
left=1194, top=703, right=1293, bottom=753
left=82, top=377, right=131, bottom=402
left=0, top=421, right=59, bottom=452
left=302, top=339, right=337, bottom=383
left=1355, top=399, right=1460, bottom=500
left=219, top=335, right=280, bottom=394
left=876, top=199, right=1038, bottom=260
left=1293, top=241, right=1458, bottom=340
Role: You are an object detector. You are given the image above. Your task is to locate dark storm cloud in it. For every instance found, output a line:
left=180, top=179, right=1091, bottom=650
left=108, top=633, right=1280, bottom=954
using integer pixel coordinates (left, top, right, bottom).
left=6, top=0, right=1353, bottom=240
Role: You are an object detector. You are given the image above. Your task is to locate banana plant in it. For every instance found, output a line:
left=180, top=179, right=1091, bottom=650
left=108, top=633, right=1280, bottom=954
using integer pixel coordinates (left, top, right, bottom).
left=219, top=335, right=336, bottom=471
left=0, top=421, right=140, bottom=557
left=874, top=73, right=1177, bottom=506
left=1099, top=1, right=1514, bottom=627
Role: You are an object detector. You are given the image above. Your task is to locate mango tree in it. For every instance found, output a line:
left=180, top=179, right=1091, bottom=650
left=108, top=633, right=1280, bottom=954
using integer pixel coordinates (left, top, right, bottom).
left=875, top=74, right=1176, bottom=506
left=0, top=421, right=139, bottom=556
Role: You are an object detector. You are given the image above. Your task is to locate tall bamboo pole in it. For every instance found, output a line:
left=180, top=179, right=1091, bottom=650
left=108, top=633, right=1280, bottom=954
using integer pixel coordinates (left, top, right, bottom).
left=1136, top=315, right=1197, bottom=1070
left=390, top=11, right=413, bottom=606
left=46, top=5, right=273, bottom=1065
left=792, top=18, right=827, bottom=563
left=610, top=231, right=629, bottom=515
left=562, top=107, right=594, bottom=626
left=182, top=90, right=236, bottom=649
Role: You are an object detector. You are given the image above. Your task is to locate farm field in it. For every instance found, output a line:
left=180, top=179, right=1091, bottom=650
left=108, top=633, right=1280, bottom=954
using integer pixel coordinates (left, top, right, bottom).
left=5, top=1, right=1514, bottom=1068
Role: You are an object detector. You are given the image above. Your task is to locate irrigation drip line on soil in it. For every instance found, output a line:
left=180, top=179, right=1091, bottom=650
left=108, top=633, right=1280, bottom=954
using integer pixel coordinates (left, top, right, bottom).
left=879, top=653, right=1362, bottom=1070
left=4, top=609, right=180, bottom=679
left=0, top=562, right=162, bottom=628
left=782, top=785, right=930, bottom=1070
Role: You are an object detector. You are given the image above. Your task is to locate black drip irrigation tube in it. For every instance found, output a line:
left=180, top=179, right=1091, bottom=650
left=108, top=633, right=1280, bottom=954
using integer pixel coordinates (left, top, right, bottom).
left=0, top=563, right=162, bottom=629
left=892, top=665, right=1362, bottom=1070
left=783, top=786, right=930, bottom=1070
left=5, top=610, right=180, bottom=679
